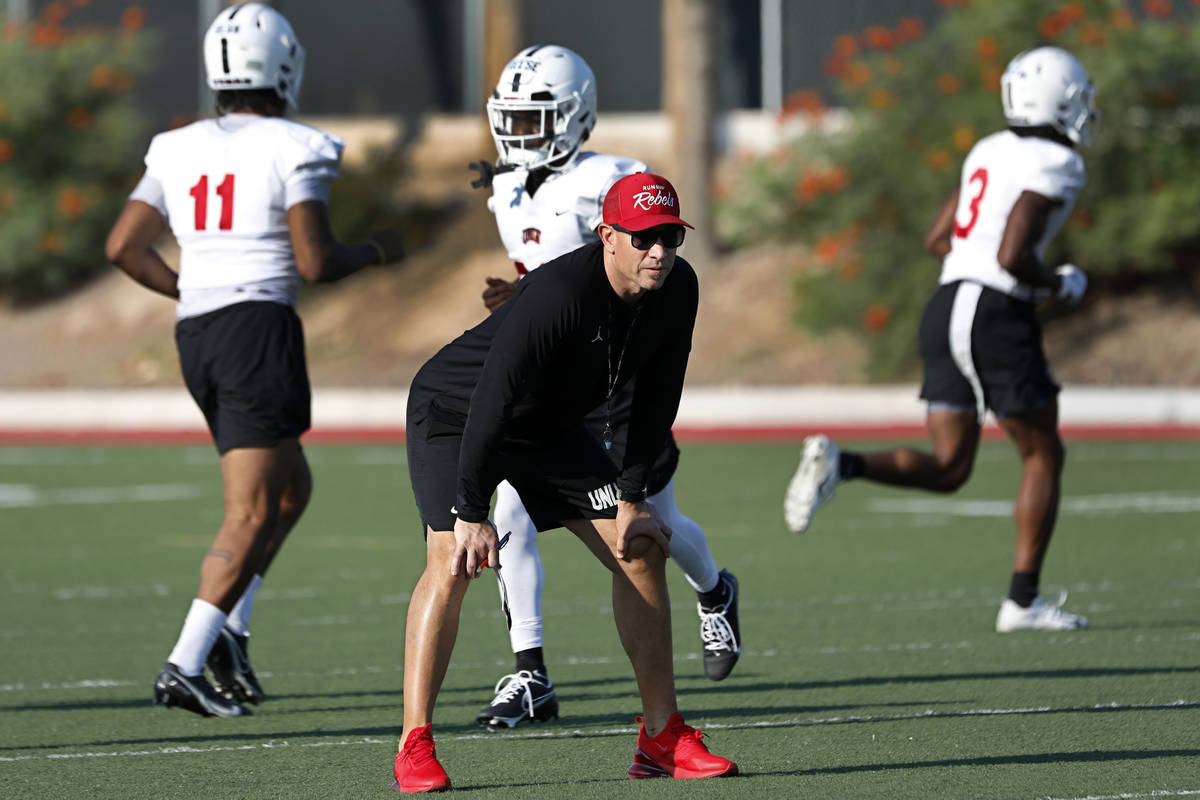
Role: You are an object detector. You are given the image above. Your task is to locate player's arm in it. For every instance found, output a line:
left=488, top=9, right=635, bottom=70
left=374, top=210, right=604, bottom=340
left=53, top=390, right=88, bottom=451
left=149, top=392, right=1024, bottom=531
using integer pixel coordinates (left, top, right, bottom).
left=996, top=190, right=1062, bottom=290
left=924, top=187, right=959, bottom=259
left=287, top=201, right=405, bottom=283
left=105, top=200, right=179, bottom=299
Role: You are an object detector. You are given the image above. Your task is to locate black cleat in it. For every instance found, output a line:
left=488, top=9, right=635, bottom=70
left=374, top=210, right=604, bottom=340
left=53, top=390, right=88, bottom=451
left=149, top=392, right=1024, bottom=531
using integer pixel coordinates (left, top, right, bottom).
left=207, top=627, right=265, bottom=705
left=153, top=662, right=250, bottom=718
left=474, top=669, right=558, bottom=729
left=698, top=569, right=742, bottom=681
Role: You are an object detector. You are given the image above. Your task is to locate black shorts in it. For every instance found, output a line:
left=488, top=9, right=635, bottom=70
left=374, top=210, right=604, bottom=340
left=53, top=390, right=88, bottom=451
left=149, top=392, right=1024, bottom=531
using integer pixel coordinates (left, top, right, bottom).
left=406, top=395, right=621, bottom=534
left=176, top=301, right=311, bottom=454
left=918, top=281, right=1058, bottom=419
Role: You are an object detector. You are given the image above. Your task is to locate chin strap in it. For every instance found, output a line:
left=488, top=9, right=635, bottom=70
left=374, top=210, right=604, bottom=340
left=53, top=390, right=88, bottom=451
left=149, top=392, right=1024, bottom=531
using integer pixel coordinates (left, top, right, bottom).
left=468, top=159, right=518, bottom=190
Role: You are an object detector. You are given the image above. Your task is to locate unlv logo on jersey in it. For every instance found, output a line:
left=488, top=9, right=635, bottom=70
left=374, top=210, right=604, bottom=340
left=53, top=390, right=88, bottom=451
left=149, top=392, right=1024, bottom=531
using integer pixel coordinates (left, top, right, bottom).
left=522, top=228, right=541, bottom=244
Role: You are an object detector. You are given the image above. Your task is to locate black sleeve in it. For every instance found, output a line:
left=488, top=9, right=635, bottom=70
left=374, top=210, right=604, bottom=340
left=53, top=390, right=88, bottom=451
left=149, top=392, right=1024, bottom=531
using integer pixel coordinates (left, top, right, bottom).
left=619, top=263, right=698, bottom=496
left=455, top=274, right=582, bottom=521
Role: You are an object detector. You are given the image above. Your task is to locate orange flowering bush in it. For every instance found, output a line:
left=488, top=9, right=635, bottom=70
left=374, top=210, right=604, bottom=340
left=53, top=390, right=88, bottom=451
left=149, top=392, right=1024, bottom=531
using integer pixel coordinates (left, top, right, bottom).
left=716, top=0, right=1200, bottom=379
left=0, top=4, right=152, bottom=300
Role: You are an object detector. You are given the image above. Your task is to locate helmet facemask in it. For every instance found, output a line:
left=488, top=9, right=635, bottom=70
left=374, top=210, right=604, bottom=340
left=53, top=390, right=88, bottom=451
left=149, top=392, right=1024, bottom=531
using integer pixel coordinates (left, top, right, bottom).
left=488, top=91, right=586, bottom=171
left=486, top=45, right=597, bottom=172
left=1060, top=81, right=1099, bottom=148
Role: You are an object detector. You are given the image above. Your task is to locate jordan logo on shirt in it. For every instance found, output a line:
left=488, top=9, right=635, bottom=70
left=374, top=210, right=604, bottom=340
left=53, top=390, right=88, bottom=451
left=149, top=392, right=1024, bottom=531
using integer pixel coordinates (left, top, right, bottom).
left=591, top=325, right=604, bottom=343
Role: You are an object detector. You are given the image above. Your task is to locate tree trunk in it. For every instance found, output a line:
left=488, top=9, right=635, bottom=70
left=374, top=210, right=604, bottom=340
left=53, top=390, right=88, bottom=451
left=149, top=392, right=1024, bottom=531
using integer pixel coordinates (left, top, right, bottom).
left=662, top=0, right=716, bottom=267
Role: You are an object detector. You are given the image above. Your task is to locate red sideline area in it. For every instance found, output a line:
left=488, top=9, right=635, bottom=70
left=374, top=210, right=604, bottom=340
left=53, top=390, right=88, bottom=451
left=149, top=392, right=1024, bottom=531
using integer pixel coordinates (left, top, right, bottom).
left=4, top=423, right=1200, bottom=446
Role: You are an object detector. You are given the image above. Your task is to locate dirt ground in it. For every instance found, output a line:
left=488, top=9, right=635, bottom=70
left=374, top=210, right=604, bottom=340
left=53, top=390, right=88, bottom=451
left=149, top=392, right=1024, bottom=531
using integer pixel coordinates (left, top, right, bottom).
left=4, top=153, right=1199, bottom=390
left=4, top=235, right=1200, bottom=392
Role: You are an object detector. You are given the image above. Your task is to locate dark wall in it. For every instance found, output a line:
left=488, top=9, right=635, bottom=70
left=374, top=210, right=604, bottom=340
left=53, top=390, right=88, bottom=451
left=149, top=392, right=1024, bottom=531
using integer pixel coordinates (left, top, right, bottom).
left=35, top=0, right=946, bottom=125
left=518, top=0, right=759, bottom=111
left=520, top=0, right=662, bottom=111
left=283, top=0, right=464, bottom=115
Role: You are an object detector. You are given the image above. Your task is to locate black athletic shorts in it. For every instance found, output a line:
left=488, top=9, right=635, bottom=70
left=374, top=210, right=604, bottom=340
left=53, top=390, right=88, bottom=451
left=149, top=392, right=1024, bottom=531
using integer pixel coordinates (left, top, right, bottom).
left=918, top=280, right=1059, bottom=419
left=406, top=395, right=621, bottom=534
left=176, top=301, right=311, bottom=454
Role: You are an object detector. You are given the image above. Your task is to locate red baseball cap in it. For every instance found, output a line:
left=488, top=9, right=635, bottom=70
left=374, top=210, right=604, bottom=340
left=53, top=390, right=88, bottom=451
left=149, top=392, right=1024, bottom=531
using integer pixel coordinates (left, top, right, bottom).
left=602, top=172, right=693, bottom=231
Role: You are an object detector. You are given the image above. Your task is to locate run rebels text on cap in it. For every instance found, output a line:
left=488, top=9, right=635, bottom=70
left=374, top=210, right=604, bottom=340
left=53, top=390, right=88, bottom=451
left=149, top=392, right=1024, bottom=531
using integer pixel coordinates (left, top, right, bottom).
left=602, top=172, right=694, bottom=232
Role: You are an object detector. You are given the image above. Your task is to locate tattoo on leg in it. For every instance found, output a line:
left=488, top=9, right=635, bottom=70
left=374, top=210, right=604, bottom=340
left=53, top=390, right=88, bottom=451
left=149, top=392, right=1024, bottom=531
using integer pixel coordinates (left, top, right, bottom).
left=206, top=548, right=234, bottom=563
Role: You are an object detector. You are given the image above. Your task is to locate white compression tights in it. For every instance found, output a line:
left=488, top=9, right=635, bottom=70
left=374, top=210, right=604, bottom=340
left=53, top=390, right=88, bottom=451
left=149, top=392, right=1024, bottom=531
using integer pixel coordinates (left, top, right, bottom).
left=491, top=478, right=721, bottom=653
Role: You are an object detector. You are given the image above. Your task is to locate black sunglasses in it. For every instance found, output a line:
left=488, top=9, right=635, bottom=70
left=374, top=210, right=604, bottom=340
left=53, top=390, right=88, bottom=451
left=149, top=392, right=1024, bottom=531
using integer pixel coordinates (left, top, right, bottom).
left=612, top=224, right=686, bottom=250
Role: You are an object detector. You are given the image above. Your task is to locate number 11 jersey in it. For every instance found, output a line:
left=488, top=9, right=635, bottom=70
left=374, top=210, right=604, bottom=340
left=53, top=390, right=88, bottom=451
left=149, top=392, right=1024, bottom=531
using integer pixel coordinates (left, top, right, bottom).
left=129, top=114, right=343, bottom=319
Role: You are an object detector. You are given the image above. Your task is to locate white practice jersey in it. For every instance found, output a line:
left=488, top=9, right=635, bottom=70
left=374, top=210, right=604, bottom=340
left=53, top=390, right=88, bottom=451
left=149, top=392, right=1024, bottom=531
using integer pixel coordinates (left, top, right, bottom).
left=487, top=151, right=648, bottom=274
left=130, top=114, right=343, bottom=319
left=939, top=130, right=1085, bottom=299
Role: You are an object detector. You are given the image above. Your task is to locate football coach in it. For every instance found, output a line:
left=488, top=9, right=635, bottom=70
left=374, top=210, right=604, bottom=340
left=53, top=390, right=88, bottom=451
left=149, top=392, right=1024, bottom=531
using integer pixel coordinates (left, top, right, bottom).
left=392, top=172, right=738, bottom=791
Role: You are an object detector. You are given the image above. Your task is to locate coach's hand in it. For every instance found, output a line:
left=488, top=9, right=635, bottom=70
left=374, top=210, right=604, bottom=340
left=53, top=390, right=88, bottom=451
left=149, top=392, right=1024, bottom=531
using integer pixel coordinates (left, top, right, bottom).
left=615, top=500, right=671, bottom=561
left=451, top=517, right=499, bottom=580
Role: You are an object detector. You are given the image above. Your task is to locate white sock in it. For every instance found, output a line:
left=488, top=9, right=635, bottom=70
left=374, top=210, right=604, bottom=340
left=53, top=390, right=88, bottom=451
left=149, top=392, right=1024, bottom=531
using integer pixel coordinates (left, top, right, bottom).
left=226, top=574, right=262, bottom=636
left=493, top=481, right=545, bottom=653
left=650, top=479, right=720, bottom=594
left=166, top=598, right=227, bottom=676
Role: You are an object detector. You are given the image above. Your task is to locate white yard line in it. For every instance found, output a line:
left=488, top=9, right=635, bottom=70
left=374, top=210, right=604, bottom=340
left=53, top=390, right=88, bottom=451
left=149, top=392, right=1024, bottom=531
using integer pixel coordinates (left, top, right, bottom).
left=1039, top=792, right=1200, bottom=800
left=1, top=700, right=1194, bottom=763
left=0, top=483, right=205, bottom=509
left=0, top=679, right=136, bottom=692
left=866, top=492, right=1200, bottom=518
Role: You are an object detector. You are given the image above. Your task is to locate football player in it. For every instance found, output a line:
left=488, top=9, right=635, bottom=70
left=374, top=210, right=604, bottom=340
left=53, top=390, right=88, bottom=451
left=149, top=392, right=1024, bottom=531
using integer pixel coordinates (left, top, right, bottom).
left=105, top=3, right=404, bottom=717
left=468, top=45, right=741, bottom=730
left=784, top=46, right=1097, bottom=633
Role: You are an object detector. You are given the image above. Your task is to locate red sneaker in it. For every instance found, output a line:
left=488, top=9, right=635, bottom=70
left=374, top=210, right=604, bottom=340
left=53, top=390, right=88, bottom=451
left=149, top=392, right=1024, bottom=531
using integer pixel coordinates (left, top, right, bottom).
left=392, top=724, right=451, bottom=793
left=628, top=713, right=738, bottom=779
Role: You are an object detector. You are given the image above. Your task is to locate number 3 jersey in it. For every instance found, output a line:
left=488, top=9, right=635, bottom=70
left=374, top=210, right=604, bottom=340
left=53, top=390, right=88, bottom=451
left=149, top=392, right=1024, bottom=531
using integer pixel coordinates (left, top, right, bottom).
left=129, top=114, right=344, bottom=319
left=487, top=151, right=648, bottom=275
left=939, top=130, right=1086, bottom=300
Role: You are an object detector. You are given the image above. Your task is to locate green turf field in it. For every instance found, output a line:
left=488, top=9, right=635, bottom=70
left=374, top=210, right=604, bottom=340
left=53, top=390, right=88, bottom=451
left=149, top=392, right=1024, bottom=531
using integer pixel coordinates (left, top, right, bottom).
left=1, top=440, right=1197, bottom=799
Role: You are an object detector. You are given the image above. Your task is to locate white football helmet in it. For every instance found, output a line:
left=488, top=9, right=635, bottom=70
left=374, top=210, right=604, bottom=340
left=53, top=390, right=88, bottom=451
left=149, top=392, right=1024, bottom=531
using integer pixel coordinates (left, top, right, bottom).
left=487, top=45, right=597, bottom=171
left=203, top=3, right=305, bottom=113
left=1001, top=46, right=1099, bottom=147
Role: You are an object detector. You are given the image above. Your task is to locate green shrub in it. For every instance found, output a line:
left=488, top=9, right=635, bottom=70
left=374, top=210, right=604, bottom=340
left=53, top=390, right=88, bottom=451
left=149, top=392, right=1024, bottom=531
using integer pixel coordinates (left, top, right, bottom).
left=0, top=6, right=153, bottom=302
left=717, top=0, right=1200, bottom=379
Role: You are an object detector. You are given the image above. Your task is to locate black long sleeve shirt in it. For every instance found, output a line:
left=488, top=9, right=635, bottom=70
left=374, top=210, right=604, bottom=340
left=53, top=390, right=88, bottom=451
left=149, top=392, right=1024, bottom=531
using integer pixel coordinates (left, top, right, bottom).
left=409, top=241, right=698, bottom=523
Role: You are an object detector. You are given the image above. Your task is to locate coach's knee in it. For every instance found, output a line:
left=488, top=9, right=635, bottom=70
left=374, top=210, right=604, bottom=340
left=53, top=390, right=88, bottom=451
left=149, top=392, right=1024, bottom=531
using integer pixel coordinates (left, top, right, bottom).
left=619, top=536, right=668, bottom=580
